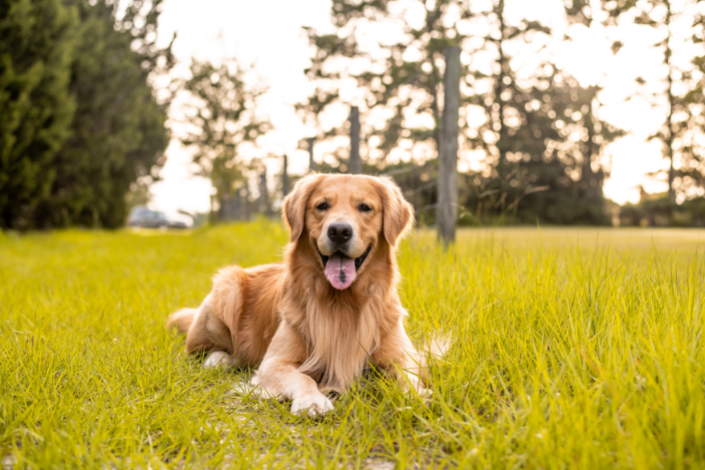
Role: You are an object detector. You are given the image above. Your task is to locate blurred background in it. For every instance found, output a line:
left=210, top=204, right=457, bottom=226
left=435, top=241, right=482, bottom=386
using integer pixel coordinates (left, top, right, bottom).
left=2, top=0, right=705, bottom=232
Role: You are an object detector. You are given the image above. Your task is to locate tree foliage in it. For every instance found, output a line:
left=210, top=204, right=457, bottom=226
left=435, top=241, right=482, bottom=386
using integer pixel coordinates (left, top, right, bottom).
left=605, top=0, right=705, bottom=203
left=179, top=58, right=270, bottom=217
left=0, top=0, right=172, bottom=229
left=0, top=0, right=76, bottom=229
left=299, top=0, right=624, bottom=225
left=35, top=0, right=173, bottom=228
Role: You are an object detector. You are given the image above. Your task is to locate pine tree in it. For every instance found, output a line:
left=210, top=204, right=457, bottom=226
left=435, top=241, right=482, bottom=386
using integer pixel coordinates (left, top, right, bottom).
left=0, top=0, right=76, bottom=229
left=33, top=0, right=172, bottom=228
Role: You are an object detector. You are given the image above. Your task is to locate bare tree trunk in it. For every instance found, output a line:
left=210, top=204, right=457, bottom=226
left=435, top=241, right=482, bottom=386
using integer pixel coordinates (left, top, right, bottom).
left=243, top=185, right=250, bottom=221
left=423, top=4, right=442, bottom=149
left=234, top=189, right=243, bottom=220
left=210, top=194, right=217, bottom=224
left=437, top=46, right=461, bottom=246
left=282, top=154, right=290, bottom=197
left=349, top=106, right=362, bottom=174
left=496, top=0, right=508, bottom=169
left=220, top=192, right=236, bottom=221
left=665, top=0, right=676, bottom=203
left=583, top=88, right=599, bottom=207
left=307, top=138, right=317, bottom=172
left=259, top=169, right=272, bottom=217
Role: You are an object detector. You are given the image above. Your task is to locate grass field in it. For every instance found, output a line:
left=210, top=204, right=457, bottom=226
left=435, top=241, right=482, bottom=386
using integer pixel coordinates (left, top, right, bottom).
left=1, top=222, right=705, bottom=469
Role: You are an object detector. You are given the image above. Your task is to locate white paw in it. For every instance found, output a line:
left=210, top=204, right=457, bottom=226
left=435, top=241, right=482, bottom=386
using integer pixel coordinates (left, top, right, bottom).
left=402, top=373, right=429, bottom=396
left=203, top=351, right=230, bottom=369
left=290, top=393, right=334, bottom=417
left=403, top=384, right=432, bottom=399
left=416, top=387, right=433, bottom=400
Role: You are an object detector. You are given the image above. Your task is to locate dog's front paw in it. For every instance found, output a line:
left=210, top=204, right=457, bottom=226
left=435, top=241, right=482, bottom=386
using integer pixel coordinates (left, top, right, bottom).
left=291, top=393, right=334, bottom=417
left=203, top=351, right=230, bottom=369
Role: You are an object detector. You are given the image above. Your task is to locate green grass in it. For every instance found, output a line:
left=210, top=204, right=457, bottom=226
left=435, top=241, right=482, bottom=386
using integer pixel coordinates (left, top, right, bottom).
left=1, top=222, right=705, bottom=469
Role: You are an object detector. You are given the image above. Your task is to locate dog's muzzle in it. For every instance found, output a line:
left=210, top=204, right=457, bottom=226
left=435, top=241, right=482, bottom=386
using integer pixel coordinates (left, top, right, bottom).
left=316, top=243, right=372, bottom=290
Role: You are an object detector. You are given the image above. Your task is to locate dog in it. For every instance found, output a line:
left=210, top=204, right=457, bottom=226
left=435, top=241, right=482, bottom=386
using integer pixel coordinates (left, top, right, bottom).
left=168, top=173, right=431, bottom=416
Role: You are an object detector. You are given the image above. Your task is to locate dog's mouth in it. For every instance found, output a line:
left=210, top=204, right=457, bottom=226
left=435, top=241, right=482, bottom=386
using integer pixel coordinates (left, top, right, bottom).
left=316, top=244, right=372, bottom=290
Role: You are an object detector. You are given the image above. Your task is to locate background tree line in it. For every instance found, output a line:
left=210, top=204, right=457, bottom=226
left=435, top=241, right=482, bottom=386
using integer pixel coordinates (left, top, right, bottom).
left=0, top=0, right=173, bottom=229
left=292, top=0, right=705, bottom=227
left=4, top=0, right=705, bottom=230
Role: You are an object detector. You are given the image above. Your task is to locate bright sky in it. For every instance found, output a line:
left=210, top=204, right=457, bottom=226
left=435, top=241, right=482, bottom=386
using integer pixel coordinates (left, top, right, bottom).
left=150, top=0, right=680, bottom=214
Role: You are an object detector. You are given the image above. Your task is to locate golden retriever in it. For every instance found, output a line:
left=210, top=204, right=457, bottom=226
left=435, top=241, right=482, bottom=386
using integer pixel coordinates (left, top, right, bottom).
left=169, top=173, right=430, bottom=416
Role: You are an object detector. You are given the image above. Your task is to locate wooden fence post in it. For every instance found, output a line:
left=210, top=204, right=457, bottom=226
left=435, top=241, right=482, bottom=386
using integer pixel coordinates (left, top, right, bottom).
left=307, top=138, right=316, bottom=172
left=437, top=46, right=461, bottom=246
left=349, top=106, right=362, bottom=174
left=282, top=154, right=290, bottom=197
left=234, top=189, right=243, bottom=220
left=242, top=185, right=250, bottom=221
left=259, top=169, right=272, bottom=217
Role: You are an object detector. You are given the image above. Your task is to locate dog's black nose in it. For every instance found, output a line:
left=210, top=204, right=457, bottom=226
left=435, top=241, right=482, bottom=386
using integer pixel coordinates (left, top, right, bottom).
left=327, top=223, right=353, bottom=245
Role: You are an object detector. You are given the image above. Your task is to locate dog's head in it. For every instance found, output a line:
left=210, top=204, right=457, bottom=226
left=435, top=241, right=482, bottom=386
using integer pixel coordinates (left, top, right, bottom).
left=282, top=174, right=413, bottom=290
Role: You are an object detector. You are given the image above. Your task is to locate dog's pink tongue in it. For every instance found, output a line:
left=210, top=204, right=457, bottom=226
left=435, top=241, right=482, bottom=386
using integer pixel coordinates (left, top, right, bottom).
left=324, top=253, right=357, bottom=290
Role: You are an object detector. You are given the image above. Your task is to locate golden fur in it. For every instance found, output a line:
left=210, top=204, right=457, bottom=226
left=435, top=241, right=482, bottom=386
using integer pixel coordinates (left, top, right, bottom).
left=168, top=173, right=428, bottom=416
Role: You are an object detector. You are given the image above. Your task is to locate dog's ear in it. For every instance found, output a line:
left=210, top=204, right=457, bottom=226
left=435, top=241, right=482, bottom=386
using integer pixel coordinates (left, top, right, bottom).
left=374, top=176, right=414, bottom=247
left=282, top=173, right=325, bottom=242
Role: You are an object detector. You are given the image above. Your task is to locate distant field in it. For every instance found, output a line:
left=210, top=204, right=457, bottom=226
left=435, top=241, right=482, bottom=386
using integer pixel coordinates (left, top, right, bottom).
left=1, top=223, right=704, bottom=468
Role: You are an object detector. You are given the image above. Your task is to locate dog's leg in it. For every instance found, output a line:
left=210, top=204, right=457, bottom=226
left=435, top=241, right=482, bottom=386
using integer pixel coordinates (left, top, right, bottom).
left=252, top=322, right=333, bottom=417
left=183, top=302, right=215, bottom=354
left=183, top=295, right=235, bottom=365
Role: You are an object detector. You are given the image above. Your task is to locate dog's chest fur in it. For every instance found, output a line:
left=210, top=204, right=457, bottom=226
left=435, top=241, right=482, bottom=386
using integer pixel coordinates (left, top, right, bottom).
left=282, top=273, right=389, bottom=392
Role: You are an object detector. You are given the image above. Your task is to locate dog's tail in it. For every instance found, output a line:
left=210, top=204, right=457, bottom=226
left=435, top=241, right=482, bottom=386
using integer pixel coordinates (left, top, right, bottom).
left=167, top=308, right=197, bottom=333
left=424, top=336, right=451, bottom=361
left=418, top=335, right=451, bottom=381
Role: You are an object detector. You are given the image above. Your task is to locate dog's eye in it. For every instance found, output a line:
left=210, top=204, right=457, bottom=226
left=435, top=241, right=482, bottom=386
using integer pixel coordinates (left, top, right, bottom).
left=359, top=204, right=372, bottom=213
left=316, top=202, right=329, bottom=211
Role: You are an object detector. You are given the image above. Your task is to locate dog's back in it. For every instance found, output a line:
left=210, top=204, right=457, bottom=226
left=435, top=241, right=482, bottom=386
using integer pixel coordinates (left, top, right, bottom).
left=168, top=263, right=286, bottom=366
